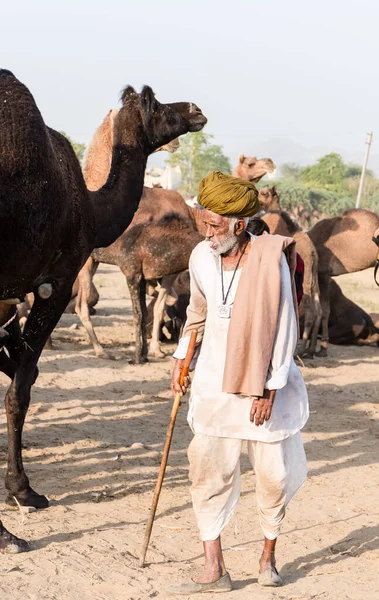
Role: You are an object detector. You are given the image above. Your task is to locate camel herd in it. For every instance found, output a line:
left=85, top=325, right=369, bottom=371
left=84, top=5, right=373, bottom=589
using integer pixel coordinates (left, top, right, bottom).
left=17, top=108, right=379, bottom=365
left=0, top=68, right=378, bottom=550
left=52, top=118, right=379, bottom=364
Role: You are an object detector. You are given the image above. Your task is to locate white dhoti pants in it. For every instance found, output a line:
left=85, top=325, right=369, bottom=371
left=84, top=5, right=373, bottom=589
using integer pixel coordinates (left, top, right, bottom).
left=188, top=431, right=307, bottom=541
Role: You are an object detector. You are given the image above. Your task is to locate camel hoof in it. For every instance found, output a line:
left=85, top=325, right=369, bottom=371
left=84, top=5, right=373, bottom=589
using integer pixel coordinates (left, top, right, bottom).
left=129, top=356, right=149, bottom=365
left=6, top=488, right=49, bottom=510
left=96, top=349, right=115, bottom=360
left=315, top=348, right=328, bottom=358
left=0, top=522, right=30, bottom=554
left=301, top=352, right=314, bottom=360
left=149, top=350, right=166, bottom=359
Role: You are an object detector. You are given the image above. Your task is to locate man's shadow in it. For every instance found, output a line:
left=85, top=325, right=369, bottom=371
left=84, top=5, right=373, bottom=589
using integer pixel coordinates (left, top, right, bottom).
left=280, top=525, right=379, bottom=583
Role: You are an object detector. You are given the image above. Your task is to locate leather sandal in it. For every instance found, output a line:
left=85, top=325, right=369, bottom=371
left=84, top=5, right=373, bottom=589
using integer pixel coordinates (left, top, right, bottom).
left=166, top=572, right=232, bottom=595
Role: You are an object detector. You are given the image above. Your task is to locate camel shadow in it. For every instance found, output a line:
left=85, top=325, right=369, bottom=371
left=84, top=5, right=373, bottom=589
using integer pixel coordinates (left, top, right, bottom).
left=281, top=525, right=379, bottom=583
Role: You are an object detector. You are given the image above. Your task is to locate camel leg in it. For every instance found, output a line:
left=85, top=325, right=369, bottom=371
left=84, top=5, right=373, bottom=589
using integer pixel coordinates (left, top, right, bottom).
left=0, top=520, right=30, bottom=554
left=4, top=283, right=72, bottom=508
left=0, top=312, right=31, bottom=553
left=299, top=295, right=322, bottom=358
left=149, top=275, right=177, bottom=358
left=296, top=295, right=312, bottom=357
left=0, top=307, right=37, bottom=381
left=0, top=350, right=17, bottom=379
left=140, top=278, right=148, bottom=361
left=315, top=274, right=330, bottom=358
left=126, top=275, right=148, bottom=364
left=75, top=259, right=114, bottom=360
left=307, top=295, right=322, bottom=356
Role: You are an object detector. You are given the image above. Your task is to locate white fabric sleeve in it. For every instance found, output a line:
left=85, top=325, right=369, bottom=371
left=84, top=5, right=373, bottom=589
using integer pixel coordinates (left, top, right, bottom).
left=173, top=335, right=190, bottom=359
left=265, top=254, right=298, bottom=390
left=172, top=248, right=207, bottom=362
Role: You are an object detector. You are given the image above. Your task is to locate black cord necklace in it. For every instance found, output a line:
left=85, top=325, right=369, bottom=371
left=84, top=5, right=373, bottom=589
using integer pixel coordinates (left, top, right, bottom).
left=220, top=239, right=249, bottom=306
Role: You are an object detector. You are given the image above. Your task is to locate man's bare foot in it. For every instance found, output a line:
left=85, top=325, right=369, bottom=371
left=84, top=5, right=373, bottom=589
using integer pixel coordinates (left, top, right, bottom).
left=193, top=538, right=227, bottom=583
left=0, top=521, right=30, bottom=554
left=193, top=564, right=226, bottom=584
left=259, top=548, right=276, bottom=574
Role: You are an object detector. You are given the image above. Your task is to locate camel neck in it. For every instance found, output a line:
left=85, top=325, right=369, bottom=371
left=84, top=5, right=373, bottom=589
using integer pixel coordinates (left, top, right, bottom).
left=90, top=144, right=147, bottom=249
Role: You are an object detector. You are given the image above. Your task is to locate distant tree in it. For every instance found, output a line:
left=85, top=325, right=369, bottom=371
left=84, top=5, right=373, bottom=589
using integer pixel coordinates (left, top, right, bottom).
left=280, top=162, right=302, bottom=181
left=300, top=153, right=346, bottom=188
left=167, top=132, right=231, bottom=196
left=345, top=163, right=374, bottom=179
left=60, top=131, right=86, bottom=163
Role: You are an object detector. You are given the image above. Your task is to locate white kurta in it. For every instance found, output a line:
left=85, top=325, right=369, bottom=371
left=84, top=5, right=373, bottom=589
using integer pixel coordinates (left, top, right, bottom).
left=174, top=238, right=309, bottom=442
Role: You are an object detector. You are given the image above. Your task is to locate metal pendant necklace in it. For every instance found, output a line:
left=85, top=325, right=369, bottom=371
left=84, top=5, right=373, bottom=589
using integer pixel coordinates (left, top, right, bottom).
left=217, top=239, right=249, bottom=319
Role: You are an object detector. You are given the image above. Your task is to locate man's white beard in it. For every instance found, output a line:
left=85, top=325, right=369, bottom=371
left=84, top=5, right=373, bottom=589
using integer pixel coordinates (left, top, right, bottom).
left=209, top=231, right=239, bottom=257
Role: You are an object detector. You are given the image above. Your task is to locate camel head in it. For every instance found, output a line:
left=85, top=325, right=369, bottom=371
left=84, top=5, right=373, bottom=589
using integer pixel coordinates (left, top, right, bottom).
left=258, top=185, right=280, bottom=211
left=235, top=155, right=276, bottom=183
left=114, top=85, right=207, bottom=154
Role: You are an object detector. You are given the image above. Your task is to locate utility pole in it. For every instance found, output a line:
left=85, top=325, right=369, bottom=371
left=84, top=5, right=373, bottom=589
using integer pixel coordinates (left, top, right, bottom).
left=356, top=131, right=373, bottom=208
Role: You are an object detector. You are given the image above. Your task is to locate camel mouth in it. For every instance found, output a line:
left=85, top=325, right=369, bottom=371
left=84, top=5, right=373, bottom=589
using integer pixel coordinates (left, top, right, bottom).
left=188, top=115, right=207, bottom=132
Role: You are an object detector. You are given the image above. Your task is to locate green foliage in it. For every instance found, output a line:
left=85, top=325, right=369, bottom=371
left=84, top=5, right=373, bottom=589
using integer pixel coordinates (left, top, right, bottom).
left=268, top=179, right=353, bottom=218
left=59, top=131, right=86, bottom=163
left=269, top=152, right=379, bottom=219
left=167, top=132, right=231, bottom=196
left=345, top=163, right=374, bottom=179
left=300, top=153, right=346, bottom=188
left=280, top=162, right=302, bottom=181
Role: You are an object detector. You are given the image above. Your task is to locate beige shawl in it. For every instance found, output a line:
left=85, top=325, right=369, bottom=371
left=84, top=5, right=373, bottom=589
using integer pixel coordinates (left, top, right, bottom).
left=222, top=234, right=298, bottom=398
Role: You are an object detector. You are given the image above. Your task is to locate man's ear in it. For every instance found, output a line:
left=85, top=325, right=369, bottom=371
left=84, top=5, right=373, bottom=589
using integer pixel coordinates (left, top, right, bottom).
left=236, top=219, right=247, bottom=235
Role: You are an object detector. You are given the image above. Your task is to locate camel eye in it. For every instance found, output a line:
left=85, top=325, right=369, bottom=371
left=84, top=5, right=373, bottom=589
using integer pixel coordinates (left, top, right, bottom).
left=247, top=163, right=253, bottom=168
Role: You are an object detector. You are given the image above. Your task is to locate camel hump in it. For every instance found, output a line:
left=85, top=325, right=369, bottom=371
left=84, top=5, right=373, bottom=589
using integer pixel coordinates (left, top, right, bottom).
left=0, top=70, right=49, bottom=175
left=0, top=69, right=15, bottom=78
left=157, top=212, right=189, bottom=226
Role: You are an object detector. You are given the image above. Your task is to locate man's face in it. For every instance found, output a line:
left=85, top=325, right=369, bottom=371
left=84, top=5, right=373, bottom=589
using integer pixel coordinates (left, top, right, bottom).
left=202, top=210, right=239, bottom=256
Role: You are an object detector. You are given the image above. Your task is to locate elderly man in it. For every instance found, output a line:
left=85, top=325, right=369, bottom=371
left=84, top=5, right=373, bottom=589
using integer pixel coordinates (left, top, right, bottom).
left=167, top=171, right=309, bottom=595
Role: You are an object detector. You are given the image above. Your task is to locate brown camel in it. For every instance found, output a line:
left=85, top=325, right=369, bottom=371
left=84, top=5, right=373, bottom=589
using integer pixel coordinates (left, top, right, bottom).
left=292, top=203, right=312, bottom=230
left=93, top=214, right=203, bottom=362
left=0, top=69, right=206, bottom=551
left=233, top=154, right=276, bottom=182
left=307, top=208, right=379, bottom=356
left=74, top=186, right=196, bottom=359
left=258, top=185, right=281, bottom=212
left=328, top=280, right=379, bottom=345
left=255, top=191, right=322, bottom=356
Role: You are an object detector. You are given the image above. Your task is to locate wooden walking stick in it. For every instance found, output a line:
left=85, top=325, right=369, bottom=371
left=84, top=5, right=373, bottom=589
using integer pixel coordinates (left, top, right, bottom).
left=139, top=330, right=197, bottom=567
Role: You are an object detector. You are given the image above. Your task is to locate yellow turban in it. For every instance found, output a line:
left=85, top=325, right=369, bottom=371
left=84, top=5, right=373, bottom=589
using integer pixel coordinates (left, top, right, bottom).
left=197, top=171, right=259, bottom=217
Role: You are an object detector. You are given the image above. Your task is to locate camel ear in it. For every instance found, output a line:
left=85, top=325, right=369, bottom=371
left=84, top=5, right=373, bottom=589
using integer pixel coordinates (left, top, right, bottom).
left=120, top=85, right=136, bottom=104
left=238, top=154, right=245, bottom=164
left=141, top=86, right=157, bottom=115
left=272, top=185, right=277, bottom=194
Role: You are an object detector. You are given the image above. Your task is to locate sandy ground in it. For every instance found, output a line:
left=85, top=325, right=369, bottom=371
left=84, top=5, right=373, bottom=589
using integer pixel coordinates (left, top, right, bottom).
left=0, top=265, right=378, bottom=600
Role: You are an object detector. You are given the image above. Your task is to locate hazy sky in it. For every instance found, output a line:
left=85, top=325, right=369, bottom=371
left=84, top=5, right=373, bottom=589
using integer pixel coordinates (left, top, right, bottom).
left=2, top=0, right=378, bottom=168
